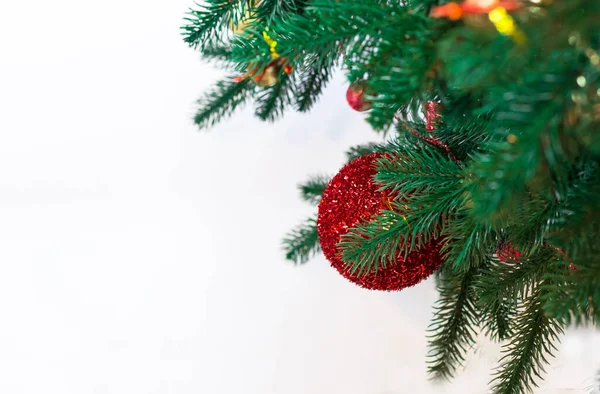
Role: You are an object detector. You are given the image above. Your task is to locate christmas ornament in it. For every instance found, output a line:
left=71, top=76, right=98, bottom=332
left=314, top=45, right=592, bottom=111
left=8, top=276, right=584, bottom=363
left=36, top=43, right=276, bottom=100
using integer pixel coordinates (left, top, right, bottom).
left=431, top=0, right=521, bottom=20
left=431, top=0, right=525, bottom=43
left=496, top=242, right=522, bottom=263
left=346, top=80, right=373, bottom=112
left=488, top=6, right=525, bottom=44
left=233, top=27, right=293, bottom=87
left=253, top=59, right=281, bottom=87
left=228, top=0, right=262, bottom=34
left=497, top=243, right=578, bottom=271
left=317, top=153, right=443, bottom=291
left=262, top=28, right=279, bottom=60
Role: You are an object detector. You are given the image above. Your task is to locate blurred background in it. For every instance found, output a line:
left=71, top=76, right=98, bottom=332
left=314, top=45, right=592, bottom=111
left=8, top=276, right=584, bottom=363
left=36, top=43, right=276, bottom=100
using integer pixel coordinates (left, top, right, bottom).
left=0, top=1, right=599, bottom=393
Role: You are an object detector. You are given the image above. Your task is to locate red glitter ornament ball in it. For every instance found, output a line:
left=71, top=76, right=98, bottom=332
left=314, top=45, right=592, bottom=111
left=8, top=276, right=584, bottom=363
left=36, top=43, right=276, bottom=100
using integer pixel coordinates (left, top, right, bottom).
left=346, top=80, right=372, bottom=112
left=317, top=153, right=443, bottom=291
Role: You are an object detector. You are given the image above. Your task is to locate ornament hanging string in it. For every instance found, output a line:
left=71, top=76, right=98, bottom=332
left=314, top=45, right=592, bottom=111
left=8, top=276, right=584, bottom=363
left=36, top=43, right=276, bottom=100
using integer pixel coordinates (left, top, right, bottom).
left=544, top=242, right=577, bottom=271
left=402, top=122, right=461, bottom=167
left=382, top=195, right=410, bottom=229
left=394, top=103, right=461, bottom=167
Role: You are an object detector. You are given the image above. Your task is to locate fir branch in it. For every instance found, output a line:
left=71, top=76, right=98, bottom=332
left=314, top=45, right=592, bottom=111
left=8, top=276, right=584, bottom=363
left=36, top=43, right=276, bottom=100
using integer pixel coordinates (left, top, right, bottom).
left=375, top=146, right=463, bottom=196
left=345, top=143, right=381, bottom=161
left=542, top=252, right=600, bottom=326
left=299, top=175, right=330, bottom=205
left=474, top=246, right=561, bottom=342
left=432, top=93, right=492, bottom=161
left=283, top=216, right=320, bottom=264
left=201, top=45, right=234, bottom=63
left=467, top=101, right=565, bottom=224
left=441, top=219, right=496, bottom=272
left=482, top=296, right=516, bottom=342
left=294, top=56, right=335, bottom=112
left=477, top=248, right=554, bottom=311
left=182, top=0, right=249, bottom=49
left=491, top=288, right=564, bottom=394
left=427, top=267, right=479, bottom=380
left=193, top=77, right=253, bottom=129
left=230, top=0, right=436, bottom=130
left=254, top=72, right=294, bottom=121
left=339, top=184, right=465, bottom=275
left=255, top=0, right=306, bottom=24
left=339, top=146, right=465, bottom=275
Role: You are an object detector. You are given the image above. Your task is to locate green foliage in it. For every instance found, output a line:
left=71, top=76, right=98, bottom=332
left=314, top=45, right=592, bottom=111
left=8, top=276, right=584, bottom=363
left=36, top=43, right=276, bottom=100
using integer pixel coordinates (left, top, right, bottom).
left=542, top=248, right=600, bottom=326
left=254, top=72, right=294, bottom=121
left=338, top=139, right=464, bottom=275
left=294, top=48, right=337, bottom=112
left=193, top=78, right=253, bottom=129
left=200, top=45, right=234, bottom=65
left=427, top=267, right=479, bottom=380
left=491, top=289, right=563, bottom=394
left=283, top=216, right=320, bottom=264
left=183, top=0, right=600, bottom=392
left=182, top=0, right=249, bottom=49
left=345, top=143, right=382, bottom=161
left=477, top=248, right=554, bottom=309
left=298, top=175, right=329, bottom=205
left=475, top=247, right=555, bottom=341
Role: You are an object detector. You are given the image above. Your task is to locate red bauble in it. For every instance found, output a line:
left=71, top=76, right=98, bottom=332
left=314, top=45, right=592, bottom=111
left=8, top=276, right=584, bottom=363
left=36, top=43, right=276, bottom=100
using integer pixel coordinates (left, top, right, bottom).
left=497, top=243, right=522, bottom=263
left=346, top=81, right=372, bottom=112
left=317, top=153, right=443, bottom=291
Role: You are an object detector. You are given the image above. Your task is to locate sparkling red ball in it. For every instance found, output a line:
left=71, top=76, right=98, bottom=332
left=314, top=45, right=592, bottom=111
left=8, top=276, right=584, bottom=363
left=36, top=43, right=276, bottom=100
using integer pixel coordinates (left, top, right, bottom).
left=346, top=81, right=372, bottom=112
left=317, top=153, right=443, bottom=291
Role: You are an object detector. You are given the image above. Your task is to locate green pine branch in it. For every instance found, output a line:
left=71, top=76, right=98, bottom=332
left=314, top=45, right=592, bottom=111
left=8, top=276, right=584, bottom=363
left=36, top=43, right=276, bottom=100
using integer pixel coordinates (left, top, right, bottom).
left=182, top=0, right=249, bottom=49
left=491, top=288, right=564, bottom=394
left=481, top=295, right=516, bottom=343
left=193, top=77, right=253, bottom=129
left=299, top=175, right=330, bottom=205
left=294, top=53, right=336, bottom=112
left=427, top=267, right=479, bottom=380
left=542, top=245, right=600, bottom=326
left=441, top=219, right=496, bottom=272
left=345, top=143, right=381, bottom=161
left=339, top=145, right=465, bottom=275
left=474, top=247, right=554, bottom=343
left=283, top=216, right=320, bottom=264
left=255, top=0, right=306, bottom=24
left=375, top=143, right=463, bottom=196
left=201, top=45, right=234, bottom=63
left=254, top=72, right=294, bottom=121
left=477, top=247, right=553, bottom=308
left=230, top=0, right=438, bottom=130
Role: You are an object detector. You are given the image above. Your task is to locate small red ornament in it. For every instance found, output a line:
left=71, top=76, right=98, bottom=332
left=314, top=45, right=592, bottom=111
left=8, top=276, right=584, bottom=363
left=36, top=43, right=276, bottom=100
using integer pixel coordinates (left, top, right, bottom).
left=317, top=153, right=443, bottom=291
left=346, top=81, right=372, bottom=112
left=496, top=242, right=522, bottom=263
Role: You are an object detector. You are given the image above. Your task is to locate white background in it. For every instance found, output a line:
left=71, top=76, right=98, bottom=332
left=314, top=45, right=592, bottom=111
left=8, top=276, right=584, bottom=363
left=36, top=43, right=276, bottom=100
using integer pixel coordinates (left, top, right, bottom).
left=0, top=1, right=599, bottom=393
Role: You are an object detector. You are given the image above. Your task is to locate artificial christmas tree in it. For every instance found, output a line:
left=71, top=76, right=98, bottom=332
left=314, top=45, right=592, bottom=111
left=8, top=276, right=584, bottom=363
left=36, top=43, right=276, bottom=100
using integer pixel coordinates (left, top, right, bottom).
left=182, top=0, right=600, bottom=392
